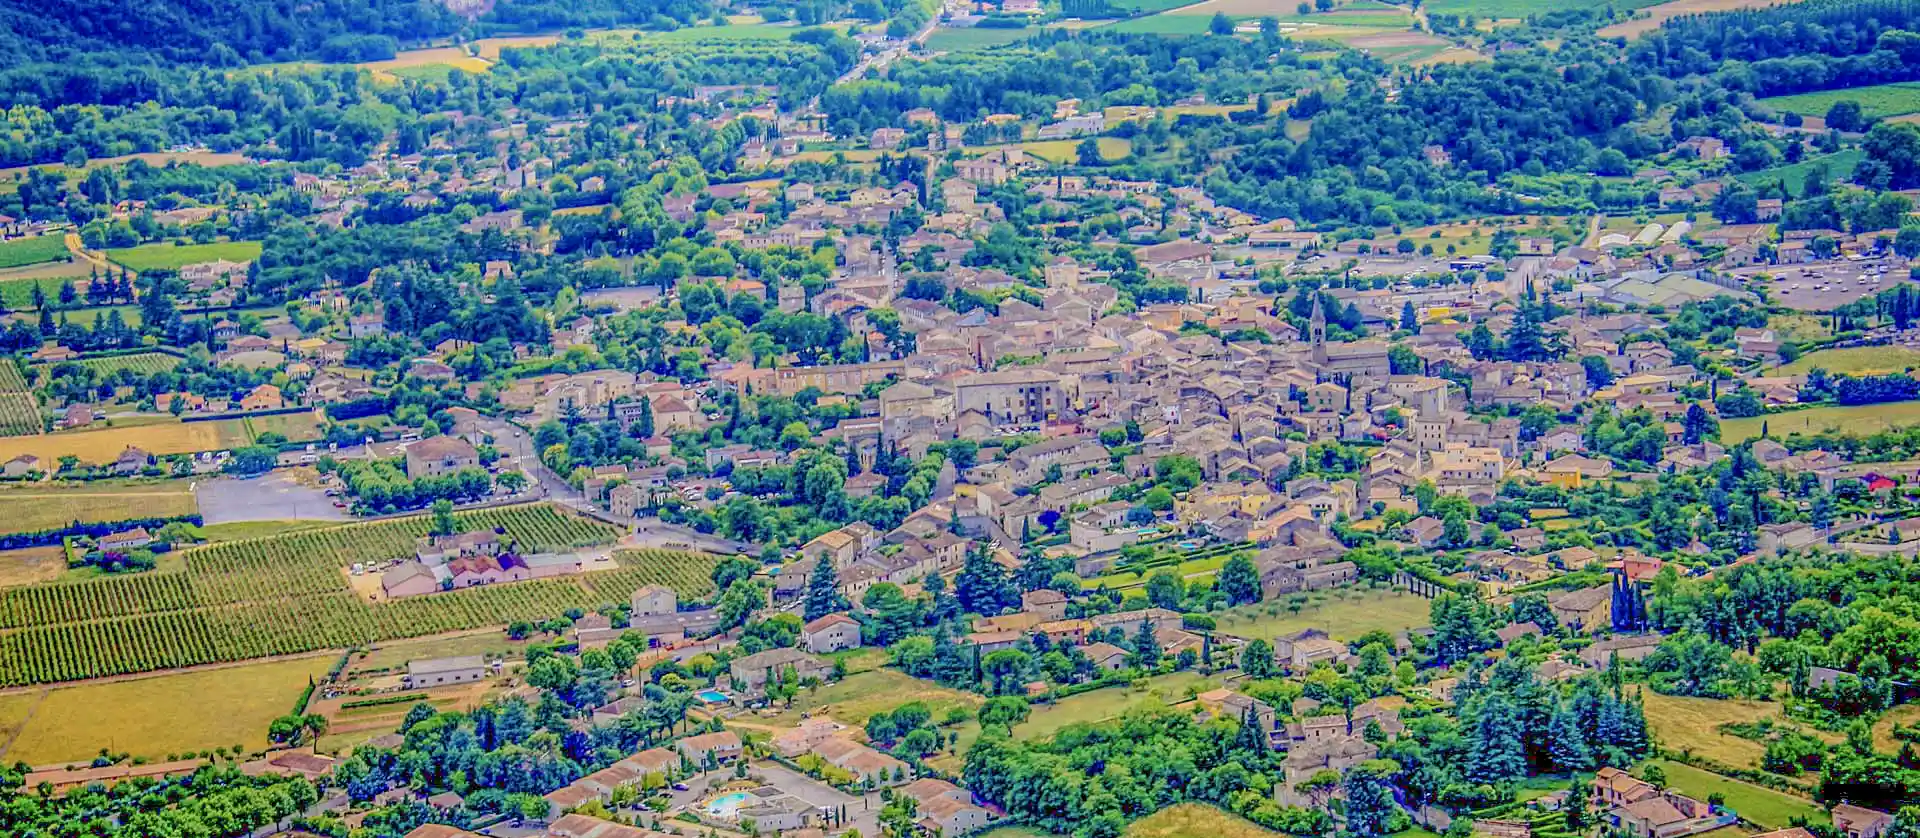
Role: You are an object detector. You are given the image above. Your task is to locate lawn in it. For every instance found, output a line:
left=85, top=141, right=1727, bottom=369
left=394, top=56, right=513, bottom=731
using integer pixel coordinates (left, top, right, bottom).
left=925, top=27, right=1037, bottom=50
left=0, top=235, right=71, bottom=270
left=1760, top=83, right=1920, bottom=120
left=0, top=416, right=257, bottom=465
left=1735, top=150, right=1863, bottom=194
left=0, top=654, right=334, bottom=765
left=105, top=241, right=262, bottom=273
left=1649, top=760, right=1826, bottom=830
left=1722, top=401, right=1920, bottom=443
left=1779, top=346, right=1920, bottom=376
left=0, top=481, right=199, bottom=535
left=933, top=671, right=1218, bottom=772
left=1213, top=587, right=1431, bottom=642
left=1639, top=692, right=1790, bottom=769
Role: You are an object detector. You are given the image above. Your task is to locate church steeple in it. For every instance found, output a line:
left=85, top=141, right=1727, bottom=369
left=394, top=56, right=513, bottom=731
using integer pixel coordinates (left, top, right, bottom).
left=1309, top=291, right=1327, bottom=365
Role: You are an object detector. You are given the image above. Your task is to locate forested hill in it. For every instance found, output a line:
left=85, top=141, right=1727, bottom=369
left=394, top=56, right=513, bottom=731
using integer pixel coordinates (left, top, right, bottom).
left=0, top=0, right=721, bottom=70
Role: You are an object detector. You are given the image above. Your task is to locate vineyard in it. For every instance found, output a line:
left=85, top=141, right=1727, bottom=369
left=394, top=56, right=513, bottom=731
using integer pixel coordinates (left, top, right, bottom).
left=0, top=504, right=729, bottom=686
left=73, top=352, right=183, bottom=376
left=0, top=361, right=40, bottom=437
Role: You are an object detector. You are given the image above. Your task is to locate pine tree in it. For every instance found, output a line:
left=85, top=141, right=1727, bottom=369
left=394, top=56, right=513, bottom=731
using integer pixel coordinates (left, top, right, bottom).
left=1465, top=692, right=1529, bottom=784
left=634, top=395, right=655, bottom=439
left=1547, top=704, right=1595, bottom=772
left=1563, top=779, right=1592, bottom=830
left=1131, top=619, right=1161, bottom=668
left=955, top=541, right=1013, bottom=616
left=804, top=555, right=842, bottom=622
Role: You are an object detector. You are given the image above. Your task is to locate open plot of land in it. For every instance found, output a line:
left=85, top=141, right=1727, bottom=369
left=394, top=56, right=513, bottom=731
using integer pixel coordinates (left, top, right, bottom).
left=1598, top=0, right=1791, bottom=39
left=1723, top=401, right=1920, bottom=443
left=0, top=546, right=68, bottom=588
left=1213, top=588, right=1431, bottom=641
left=0, top=654, right=333, bottom=765
left=1760, top=83, right=1920, bottom=121
left=105, top=241, right=263, bottom=273
left=762, top=668, right=983, bottom=729
left=0, top=481, right=199, bottom=536
left=1017, top=671, right=1215, bottom=739
left=1779, top=346, right=1920, bottom=376
left=346, top=631, right=530, bottom=676
left=0, top=236, right=72, bottom=270
left=1639, top=692, right=1792, bottom=769
left=1649, top=760, right=1825, bottom=830
left=0, top=417, right=251, bottom=465
left=1127, top=804, right=1289, bottom=838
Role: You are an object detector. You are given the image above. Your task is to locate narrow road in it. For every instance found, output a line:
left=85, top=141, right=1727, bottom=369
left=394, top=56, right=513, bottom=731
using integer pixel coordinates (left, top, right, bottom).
left=63, top=232, right=107, bottom=269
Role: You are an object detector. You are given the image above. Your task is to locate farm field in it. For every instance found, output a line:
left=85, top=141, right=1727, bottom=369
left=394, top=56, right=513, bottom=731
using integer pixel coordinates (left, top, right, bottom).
left=1736, top=150, right=1864, bottom=195
left=932, top=671, right=1217, bottom=772
left=71, top=352, right=184, bottom=377
left=1213, top=587, right=1431, bottom=641
left=1722, top=401, right=1920, bottom=443
left=1648, top=760, right=1825, bottom=830
left=105, top=241, right=263, bottom=273
left=925, top=27, right=1037, bottom=50
left=1598, top=0, right=1793, bottom=38
left=1426, top=0, right=1659, bottom=16
left=0, top=417, right=251, bottom=465
left=594, top=548, right=727, bottom=601
left=0, top=654, right=333, bottom=765
left=0, top=235, right=71, bottom=270
left=1759, top=82, right=1920, bottom=121
left=0, top=361, right=38, bottom=438
left=977, top=137, right=1132, bottom=163
left=0, top=504, right=706, bottom=686
left=0, top=480, right=199, bottom=536
left=1779, top=346, right=1920, bottom=376
left=241, top=410, right=327, bottom=443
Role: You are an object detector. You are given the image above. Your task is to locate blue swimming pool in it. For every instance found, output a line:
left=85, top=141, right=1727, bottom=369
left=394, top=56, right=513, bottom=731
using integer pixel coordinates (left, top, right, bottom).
left=706, top=791, right=752, bottom=818
left=698, top=690, right=729, bottom=703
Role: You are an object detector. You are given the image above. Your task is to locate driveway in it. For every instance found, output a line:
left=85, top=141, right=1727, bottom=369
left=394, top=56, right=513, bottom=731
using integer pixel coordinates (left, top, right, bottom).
left=194, top=471, right=348, bottom=524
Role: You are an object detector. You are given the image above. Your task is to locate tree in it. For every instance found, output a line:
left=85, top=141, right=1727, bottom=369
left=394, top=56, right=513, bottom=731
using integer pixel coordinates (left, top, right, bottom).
left=1343, top=759, right=1403, bottom=836
left=1827, top=100, right=1867, bottom=133
left=979, top=695, right=1031, bottom=727
left=1399, top=300, right=1420, bottom=333
left=430, top=499, right=458, bottom=536
left=632, top=395, right=655, bottom=439
left=1145, top=569, right=1184, bottom=610
left=1563, top=778, right=1592, bottom=830
left=1548, top=705, right=1595, bottom=772
left=1209, top=11, right=1235, bottom=34
left=1218, top=553, right=1261, bottom=605
left=955, top=542, right=1014, bottom=616
left=1240, top=638, right=1276, bottom=678
left=804, top=555, right=843, bottom=621
left=1076, top=138, right=1104, bottom=167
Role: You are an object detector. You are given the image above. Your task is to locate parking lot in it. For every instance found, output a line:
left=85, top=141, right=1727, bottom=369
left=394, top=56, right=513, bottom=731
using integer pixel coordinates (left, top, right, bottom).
left=1732, top=255, right=1909, bottom=310
left=193, top=470, right=348, bottom=524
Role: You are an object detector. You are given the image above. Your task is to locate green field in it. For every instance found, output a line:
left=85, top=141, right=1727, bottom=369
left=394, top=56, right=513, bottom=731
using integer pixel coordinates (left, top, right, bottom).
left=1649, top=760, right=1825, bottom=830
left=1722, top=401, right=1920, bottom=443
left=0, top=655, right=332, bottom=765
left=925, top=27, right=1036, bottom=50
left=0, top=481, right=200, bottom=536
left=1213, top=587, right=1431, bottom=641
left=1424, top=0, right=1660, bottom=16
left=979, top=803, right=1294, bottom=838
left=1779, top=346, right=1920, bottom=376
left=1099, top=13, right=1226, bottom=34
left=105, top=241, right=262, bottom=272
left=1735, top=149, right=1865, bottom=194
left=0, top=276, right=71, bottom=310
left=0, top=236, right=70, bottom=270
left=1760, top=82, right=1920, bottom=120
left=643, top=23, right=800, bottom=42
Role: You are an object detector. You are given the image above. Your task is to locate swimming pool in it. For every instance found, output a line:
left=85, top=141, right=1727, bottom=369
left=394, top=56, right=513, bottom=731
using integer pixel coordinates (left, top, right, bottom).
left=705, top=791, right=752, bottom=818
left=698, top=690, right=729, bottom=703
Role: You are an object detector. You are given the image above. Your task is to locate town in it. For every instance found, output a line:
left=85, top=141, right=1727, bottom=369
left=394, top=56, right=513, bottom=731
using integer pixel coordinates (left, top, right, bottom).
left=5, top=3, right=1920, bottom=838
